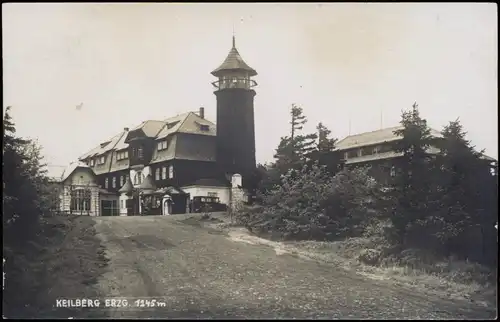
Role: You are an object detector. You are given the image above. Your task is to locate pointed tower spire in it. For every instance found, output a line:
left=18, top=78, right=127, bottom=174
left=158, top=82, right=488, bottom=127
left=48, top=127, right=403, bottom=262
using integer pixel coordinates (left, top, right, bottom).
left=211, top=35, right=257, bottom=77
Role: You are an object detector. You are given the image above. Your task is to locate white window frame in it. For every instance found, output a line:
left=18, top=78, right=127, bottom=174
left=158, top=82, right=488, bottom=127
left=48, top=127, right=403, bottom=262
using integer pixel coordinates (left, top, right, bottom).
left=134, top=171, right=143, bottom=185
left=162, top=167, right=167, bottom=180
left=168, top=165, right=174, bottom=179
left=157, top=140, right=168, bottom=151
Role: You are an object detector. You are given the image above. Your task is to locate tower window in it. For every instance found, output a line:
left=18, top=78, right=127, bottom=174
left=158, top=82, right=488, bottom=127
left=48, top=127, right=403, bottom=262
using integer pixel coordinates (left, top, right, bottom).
left=134, top=171, right=143, bottom=185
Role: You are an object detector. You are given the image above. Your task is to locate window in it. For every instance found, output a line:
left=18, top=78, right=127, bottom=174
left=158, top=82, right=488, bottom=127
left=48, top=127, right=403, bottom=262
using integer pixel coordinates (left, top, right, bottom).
left=89, top=159, right=95, bottom=166
left=372, top=146, right=379, bottom=154
left=344, top=152, right=348, bottom=160
left=120, top=175, right=125, bottom=187
left=70, top=189, right=91, bottom=212
left=168, top=165, right=174, bottom=179
left=121, top=200, right=124, bottom=209
left=97, top=156, right=105, bottom=165
left=166, top=121, right=179, bottom=129
left=157, top=140, right=168, bottom=151
left=134, top=171, right=143, bottom=185
left=347, top=150, right=358, bottom=158
left=162, top=167, right=167, bottom=180
left=360, top=147, right=372, bottom=156
left=207, top=192, right=218, bottom=197
left=390, top=166, right=396, bottom=177
left=379, top=144, right=392, bottom=153
left=117, top=150, right=129, bottom=161
left=112, top=177, right=117, bottom=188
left=138, top=146, right=144, bottom=159
left=200, top=124, right=210, bottom=132
left=104, top=178, right=109, bottom=189
left=155, top=168, right=160, bottom=180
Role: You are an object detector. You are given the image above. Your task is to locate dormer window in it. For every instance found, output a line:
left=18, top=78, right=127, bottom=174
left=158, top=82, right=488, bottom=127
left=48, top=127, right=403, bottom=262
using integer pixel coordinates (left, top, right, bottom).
left=158, top=140, right=168, bottom=151
left=97, top=156, right=105, bottom=165
left=200, top=124, right=209, bottom=132
left=166, top=121, right=179, bottom=129
left=90, top=159, right=95, bottom=166
left=117, top=150, right=128, bottom=161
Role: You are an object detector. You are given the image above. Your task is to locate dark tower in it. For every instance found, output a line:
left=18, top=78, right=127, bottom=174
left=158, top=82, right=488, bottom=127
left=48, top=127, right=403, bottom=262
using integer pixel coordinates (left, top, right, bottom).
left=211, top=36, right=257, bottom=188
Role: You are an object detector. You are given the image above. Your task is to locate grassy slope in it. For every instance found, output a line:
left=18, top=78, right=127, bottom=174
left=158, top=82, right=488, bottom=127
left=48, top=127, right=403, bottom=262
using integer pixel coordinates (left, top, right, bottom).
left=201, top=212, right=497, bottom=310
left=3, top=215, right=109, bottom=319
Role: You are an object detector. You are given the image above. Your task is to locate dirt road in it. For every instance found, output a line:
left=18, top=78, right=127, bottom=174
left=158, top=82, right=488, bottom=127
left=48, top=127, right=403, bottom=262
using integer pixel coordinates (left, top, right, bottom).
left=81, top=215, right=495, bottom=319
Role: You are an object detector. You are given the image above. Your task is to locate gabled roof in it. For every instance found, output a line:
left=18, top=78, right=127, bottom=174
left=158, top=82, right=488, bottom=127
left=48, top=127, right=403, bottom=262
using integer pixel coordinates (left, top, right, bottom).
left=336, top=126, right=443, bottom=150
left=211, top=36, right=257, bottom=77
left=156, top=113, right=191, bottom=140
left=131, top=120, right=166, bottom=137
left=79, top=130, right=128, bottom=160
left=155, top=112, right=216, bottom=140
left=77, top=110, right=218, bottom=174
left=56, top=161, right=95, bottom=183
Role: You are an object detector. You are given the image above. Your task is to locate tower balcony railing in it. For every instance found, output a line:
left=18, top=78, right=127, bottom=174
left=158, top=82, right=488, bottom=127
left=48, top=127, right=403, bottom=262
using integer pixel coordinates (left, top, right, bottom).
left=212, top=77, right=258, bottom=90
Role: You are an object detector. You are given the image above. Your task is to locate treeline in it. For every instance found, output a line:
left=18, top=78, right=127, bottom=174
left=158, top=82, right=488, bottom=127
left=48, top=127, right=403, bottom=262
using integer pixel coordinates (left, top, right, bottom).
left=240, top=103, right=498, bottom=266
left=3, top=106, right=59, bottom=269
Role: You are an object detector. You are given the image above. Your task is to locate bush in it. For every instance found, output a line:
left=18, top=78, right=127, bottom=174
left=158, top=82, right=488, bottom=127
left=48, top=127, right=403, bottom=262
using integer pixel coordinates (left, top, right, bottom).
left=245, top=163, right=386, bottom=241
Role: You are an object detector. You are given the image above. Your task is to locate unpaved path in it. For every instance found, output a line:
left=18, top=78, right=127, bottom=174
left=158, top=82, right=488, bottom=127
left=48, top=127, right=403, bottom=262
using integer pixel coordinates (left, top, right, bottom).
left=82, top=215, right=495, bottom=319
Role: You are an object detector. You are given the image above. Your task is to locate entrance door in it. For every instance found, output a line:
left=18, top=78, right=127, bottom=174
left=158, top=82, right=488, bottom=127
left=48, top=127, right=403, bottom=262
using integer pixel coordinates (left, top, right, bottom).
left=101, top=200, right=112, bottom=216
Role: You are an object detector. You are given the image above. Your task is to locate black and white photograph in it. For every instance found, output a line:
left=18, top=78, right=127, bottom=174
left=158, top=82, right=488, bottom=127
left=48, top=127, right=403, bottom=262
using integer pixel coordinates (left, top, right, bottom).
left=2, top=3, right=497, bottom=319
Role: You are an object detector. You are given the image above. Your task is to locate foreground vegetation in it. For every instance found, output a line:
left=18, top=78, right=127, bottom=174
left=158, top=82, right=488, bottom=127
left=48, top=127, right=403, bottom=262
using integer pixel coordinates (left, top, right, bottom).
left=3, top=107, right=108, bottom=318
left=235, top=102, right=498, bottom=303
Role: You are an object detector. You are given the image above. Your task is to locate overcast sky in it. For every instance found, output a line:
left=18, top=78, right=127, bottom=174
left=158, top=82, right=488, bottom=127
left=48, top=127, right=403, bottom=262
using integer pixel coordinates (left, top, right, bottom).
left=3, top=3, right=497, bottom=166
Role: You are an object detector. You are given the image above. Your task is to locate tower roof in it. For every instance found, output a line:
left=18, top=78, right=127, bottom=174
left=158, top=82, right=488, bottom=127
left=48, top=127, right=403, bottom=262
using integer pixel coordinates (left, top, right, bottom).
left=118, top=176, right=134, bottom=194
left=139, top=174, right=156, bottom=191
left=211, top=36, right=257, bottom=77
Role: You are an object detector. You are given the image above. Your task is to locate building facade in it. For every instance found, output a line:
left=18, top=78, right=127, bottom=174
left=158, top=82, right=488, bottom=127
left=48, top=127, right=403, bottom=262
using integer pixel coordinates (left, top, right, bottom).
left=55, top=36, right=258, bottom=216
left=336, top=126, right=497, bottom=185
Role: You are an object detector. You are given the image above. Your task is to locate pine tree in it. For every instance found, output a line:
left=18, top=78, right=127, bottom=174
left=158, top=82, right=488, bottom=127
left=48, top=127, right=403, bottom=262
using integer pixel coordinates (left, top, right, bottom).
left=436, top=118, right=497, bottom=259
left=3, top=106, right=52, bottom=248
left=273, top=104, right=317, bottom=172
left=390, top=102, right=440, bottom=244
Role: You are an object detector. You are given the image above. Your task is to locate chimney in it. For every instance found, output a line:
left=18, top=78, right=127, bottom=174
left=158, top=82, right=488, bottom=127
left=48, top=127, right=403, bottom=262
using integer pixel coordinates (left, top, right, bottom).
left=124, top=127, right=129, bottom=131
left=199, top=107, right=205, bottom=119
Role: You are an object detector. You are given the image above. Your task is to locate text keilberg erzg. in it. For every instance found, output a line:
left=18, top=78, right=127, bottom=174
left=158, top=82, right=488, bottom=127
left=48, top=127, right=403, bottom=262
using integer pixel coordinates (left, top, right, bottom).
left=56, top=298, right=129, bottom=308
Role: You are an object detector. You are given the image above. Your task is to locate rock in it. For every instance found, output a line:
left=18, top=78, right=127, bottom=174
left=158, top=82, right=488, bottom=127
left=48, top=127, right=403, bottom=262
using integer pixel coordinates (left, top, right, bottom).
left=358, top=248, right=382, bottom=265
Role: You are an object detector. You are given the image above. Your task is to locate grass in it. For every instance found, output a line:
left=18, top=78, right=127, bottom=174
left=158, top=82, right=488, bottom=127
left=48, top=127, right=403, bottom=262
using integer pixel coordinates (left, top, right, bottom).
left=220, top=214, right=497, bottom=309
left=3, top=215, right=109, bottom=319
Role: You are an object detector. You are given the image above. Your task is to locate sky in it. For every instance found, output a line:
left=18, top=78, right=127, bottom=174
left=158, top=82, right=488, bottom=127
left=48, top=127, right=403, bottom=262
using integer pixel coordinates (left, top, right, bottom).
left=3, top=3, right=498, bottom=167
